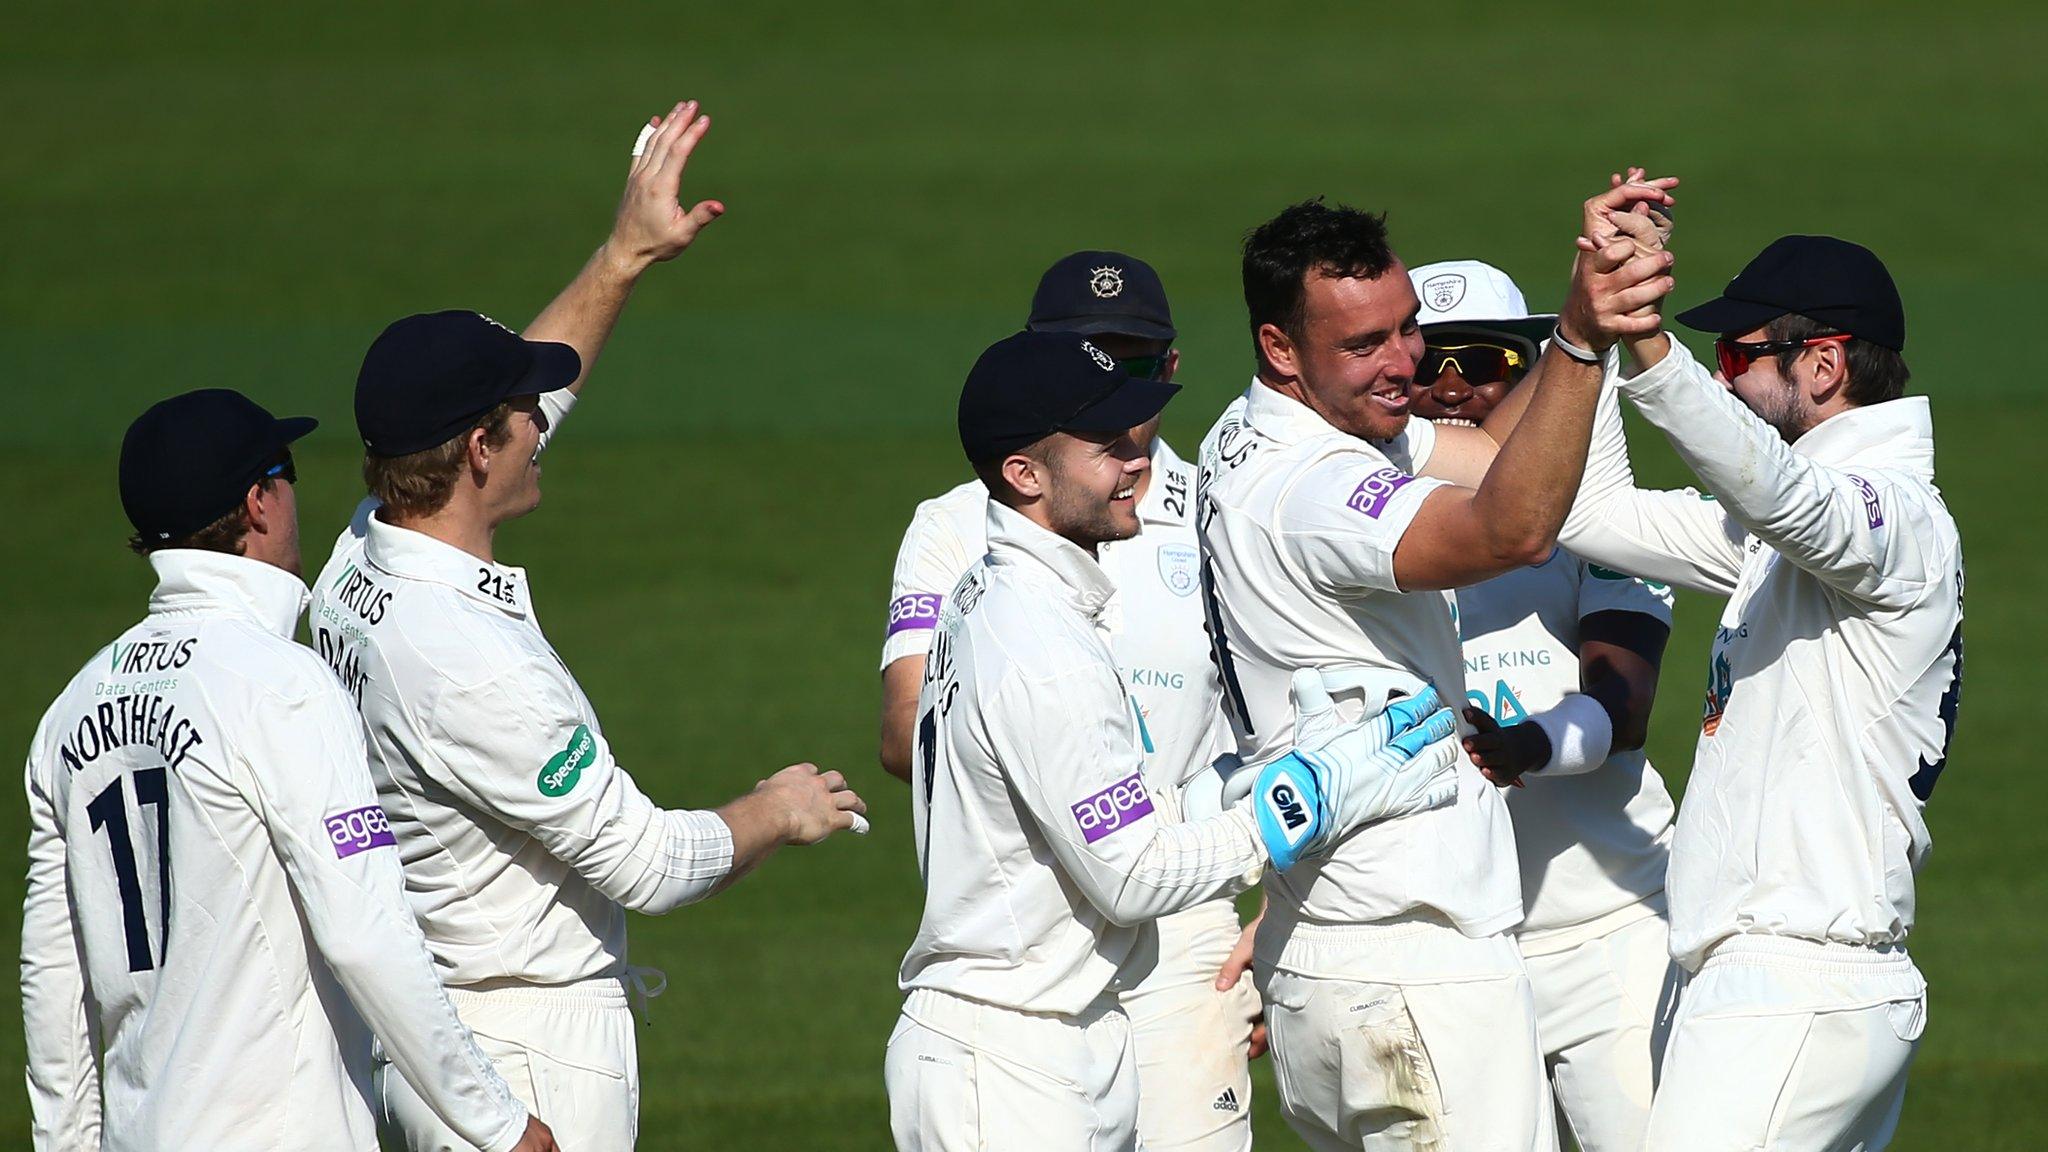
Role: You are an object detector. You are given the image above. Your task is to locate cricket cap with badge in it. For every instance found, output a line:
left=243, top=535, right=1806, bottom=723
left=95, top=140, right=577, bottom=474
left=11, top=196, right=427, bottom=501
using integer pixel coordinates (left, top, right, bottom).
left=120, top=389, right=317, bottom=543
left=1410, top=258, right=1556, bottom=364
left=354, top=310, right=582, bottom=457
left=957, top=330, right=1181, bottom=466
left=1026, top=251, right=1177, bottom=342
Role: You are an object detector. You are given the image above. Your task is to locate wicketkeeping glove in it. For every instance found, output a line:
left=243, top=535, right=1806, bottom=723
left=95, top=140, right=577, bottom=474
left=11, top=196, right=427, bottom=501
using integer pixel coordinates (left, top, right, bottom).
left=1224, top=670, right=1461, bottom=871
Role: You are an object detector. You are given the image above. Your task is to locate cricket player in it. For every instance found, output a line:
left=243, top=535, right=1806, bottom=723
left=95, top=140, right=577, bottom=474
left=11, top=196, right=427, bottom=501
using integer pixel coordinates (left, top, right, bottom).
left=1545, top=212, right=1961, bottom=1150
left=1406, top=258, right=1681, bottom=1152
left=885, top=329, right=1464, bottom=1152
left=309, top=103, right=869, bottom=1150
left=877, top=251, right=1260, bottom=1150
left=1195, top=179, right=1676, bottom=1151
left=21, top=390, right=555, bottom=1152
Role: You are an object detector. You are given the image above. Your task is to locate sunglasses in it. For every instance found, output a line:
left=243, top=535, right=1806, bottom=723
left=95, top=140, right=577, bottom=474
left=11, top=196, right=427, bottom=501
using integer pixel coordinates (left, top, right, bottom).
left=1714, top=334, right=1852, bottom=380
left=1116, top=354, right=1170, bottom=380
left=262, top=454, right=298, bottom=485
left=1419, top=343, right=1526, bottom=386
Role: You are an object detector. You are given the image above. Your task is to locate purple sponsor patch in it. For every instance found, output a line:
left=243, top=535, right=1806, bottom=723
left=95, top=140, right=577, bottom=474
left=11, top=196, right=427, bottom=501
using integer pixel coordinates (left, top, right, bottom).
left=1070, top=772, right=1155, bottom=844
left=1346, top=468, right=1414, bottom=519
left=326, top=805, right=396, bottom=858
left=1849, top=475, right=1884, bottom=529
left=887, top=593, right=944, bottom=636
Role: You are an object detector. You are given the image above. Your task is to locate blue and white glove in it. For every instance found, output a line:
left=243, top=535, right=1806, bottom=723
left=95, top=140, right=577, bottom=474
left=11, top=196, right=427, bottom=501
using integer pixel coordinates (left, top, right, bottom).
left=1225, top=670, right=1462, bottom=872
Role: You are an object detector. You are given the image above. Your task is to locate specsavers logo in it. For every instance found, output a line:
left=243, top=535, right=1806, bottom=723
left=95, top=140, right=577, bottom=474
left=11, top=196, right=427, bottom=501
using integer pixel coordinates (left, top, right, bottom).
left=538, top=724, right=597, bottom=797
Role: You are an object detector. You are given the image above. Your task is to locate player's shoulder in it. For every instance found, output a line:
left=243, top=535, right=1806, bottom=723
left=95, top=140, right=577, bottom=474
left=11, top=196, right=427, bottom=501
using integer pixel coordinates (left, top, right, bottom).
left=199, top=614, right=350, bottom=706
left=959, top=561, right=1110, bottom=684
left=911, top=480, right=987, bottom=533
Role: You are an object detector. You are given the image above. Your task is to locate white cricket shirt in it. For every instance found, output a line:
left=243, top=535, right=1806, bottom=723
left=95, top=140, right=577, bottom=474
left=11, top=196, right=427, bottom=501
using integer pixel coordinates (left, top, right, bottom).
left=898, top=502, right=1266, bottom=1015
left=1196, top=382, right=1523, bottom=936
left=880, top=439, right=1228, bottom=801
left=1454, top=546, right=1677, bottom=938
left=21, top=552, right=524, bottom=1152
left=310, top=505, right=736, bottom=987
left=1562, top=338, right=1964, bottom=969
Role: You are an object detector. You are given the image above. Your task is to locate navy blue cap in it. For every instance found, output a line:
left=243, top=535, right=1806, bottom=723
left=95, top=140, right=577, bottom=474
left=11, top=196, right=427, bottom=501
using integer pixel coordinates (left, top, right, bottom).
left=120, top=389, right=317, bottom=542
left=958, top=331, right=1180, bottom=465
left=1677, top=235, right=1905, bottom=351
left=355, top=311, right=581, bottom=457
left=1026, top=251, right=1177, bottom=342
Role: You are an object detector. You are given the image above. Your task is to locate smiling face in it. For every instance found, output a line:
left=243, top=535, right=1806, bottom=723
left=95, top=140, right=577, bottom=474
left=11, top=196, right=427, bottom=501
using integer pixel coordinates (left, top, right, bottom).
left=1003, top=427, right=1150, bottom=551
left=1262, top=264, right=1426, bottom=441
left=1718, top=323, right=1819, bottom=442
left=1405, top=337, right=1526, bottom=427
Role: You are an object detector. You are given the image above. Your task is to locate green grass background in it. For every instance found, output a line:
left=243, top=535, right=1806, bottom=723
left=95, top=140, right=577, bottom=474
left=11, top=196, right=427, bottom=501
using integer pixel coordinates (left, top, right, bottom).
left=4, top=1, right=2042, bottom=1146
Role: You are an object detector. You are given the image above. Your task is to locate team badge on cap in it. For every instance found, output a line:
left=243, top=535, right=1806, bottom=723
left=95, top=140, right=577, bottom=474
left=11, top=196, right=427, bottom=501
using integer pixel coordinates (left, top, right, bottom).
left=1089, top=266, right=1125, bottom=299
left=1081, top=340, right=1116, bottom=372
left=1423, top=273, right=1467, bottom=313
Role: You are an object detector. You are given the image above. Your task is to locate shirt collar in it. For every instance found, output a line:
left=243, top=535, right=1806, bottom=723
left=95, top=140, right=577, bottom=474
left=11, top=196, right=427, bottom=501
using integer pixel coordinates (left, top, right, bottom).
left=361, top=511, right=533, bottom=619
left=1242, top=377, right=1343, bottom=447
left=1133, top=437, right=1191, bottom=526
left=984, top=500, right=1119, bottom=620
left=1791, top=396, right=1935, bottom=478
left=147, top=550, right=309, bottom=639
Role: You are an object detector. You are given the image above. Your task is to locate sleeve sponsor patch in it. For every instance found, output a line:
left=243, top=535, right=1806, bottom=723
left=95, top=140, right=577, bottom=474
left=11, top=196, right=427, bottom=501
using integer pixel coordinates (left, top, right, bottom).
left=1070, top=772, right=1155, bottom=844
left=326, top=805, right=397, bottom=858
left=1849, top=475, right=1884, bottom=529
left=1345, top=468, right=1414, bottom=519
left=887, top=593, right=945, bottom=636
left=537, top=724, right=596, bottom=797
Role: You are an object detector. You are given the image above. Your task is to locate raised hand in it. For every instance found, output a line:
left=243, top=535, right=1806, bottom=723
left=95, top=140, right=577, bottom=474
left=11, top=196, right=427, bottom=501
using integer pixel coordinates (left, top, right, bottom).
left=612, top=99, right=727, bottom=268
left=1561, top=173, right=1680, bottom=352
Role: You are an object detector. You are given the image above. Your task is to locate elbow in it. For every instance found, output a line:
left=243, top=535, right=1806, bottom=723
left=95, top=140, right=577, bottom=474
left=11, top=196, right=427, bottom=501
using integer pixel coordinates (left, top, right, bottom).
left=1490, top=527, right=1559, bottom=570
left=1610, top=708, right=1652, bottom=754
left=879, top=743, right=913, bottom=784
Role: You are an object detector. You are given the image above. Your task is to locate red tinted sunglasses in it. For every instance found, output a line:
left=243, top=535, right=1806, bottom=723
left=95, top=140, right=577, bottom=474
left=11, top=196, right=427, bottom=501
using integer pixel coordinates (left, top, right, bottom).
left=1714, top=334, right=1851, bottom=380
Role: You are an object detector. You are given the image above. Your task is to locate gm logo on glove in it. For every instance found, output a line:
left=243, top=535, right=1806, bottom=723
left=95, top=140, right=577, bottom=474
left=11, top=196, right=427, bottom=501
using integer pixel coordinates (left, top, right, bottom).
left=1253, top=755, right=1325, bottom=871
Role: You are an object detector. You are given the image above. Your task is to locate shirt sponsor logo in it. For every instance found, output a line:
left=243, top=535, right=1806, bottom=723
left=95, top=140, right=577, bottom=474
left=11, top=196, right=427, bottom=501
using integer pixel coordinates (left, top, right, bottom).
left=1345, top=468, right=1413, bottom=519
left=1070, top=772, right=1155, bottom=843
left=887, top=593, right=944, bottom=636
left=1157, top=543, right=1199, bottom=597
left=538, top=724, right=597, bottom=797
left=326, top=804, right=396, bottom=858
left=1849, top=475, right=1884, bottom=529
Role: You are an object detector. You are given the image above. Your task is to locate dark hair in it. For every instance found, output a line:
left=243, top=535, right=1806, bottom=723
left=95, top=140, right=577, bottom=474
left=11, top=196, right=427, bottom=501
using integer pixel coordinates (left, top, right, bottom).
left=1242, top=199, right=1397, bottom=372
left=127, top=479, right=272, bottom=557
left=1766, top=313, right=1910, bottom=406
left=363, top=401, right=516, bottom=519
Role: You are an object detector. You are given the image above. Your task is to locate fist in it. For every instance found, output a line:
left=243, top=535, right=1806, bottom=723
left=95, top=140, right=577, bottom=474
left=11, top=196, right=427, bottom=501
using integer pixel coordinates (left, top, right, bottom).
left=757, top=763, right=869, bottom=844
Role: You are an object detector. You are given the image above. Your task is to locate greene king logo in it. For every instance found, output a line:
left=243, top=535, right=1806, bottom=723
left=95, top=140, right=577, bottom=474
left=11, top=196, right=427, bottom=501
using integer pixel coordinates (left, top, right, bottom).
left=538, top=724, right=596, bottom=797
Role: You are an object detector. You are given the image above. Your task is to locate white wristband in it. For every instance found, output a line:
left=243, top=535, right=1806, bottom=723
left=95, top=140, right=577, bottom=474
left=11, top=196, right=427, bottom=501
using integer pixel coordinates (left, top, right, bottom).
left=1529, top=693, right=1614, bottom=777
left=1550, top=325, right=1602, bottom=365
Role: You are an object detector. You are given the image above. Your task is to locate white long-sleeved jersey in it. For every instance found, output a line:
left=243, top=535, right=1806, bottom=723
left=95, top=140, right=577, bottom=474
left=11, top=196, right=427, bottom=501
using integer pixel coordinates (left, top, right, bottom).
left=1196, top=383, right=1522, bottom=936
left=1454, top=545, right=1676, bottom=937
left=881, top=438, right=1227, bottom=804
left=1561, top=336, right=1964, bottom=970
left=899, top=502, right=1266, bottom=1015
left=309, top=504, right=736, bottom=986
left=21, top=551, right=525, bottom=1152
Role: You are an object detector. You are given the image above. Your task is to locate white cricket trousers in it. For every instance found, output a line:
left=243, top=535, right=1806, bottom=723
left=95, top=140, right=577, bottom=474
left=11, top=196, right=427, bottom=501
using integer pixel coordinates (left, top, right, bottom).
left=1255, top=911, right=1557, bottom=1152
left=1121, top=898, right=1258, bottom=1152
left=1646, top=936, right=1925, bottom=1152
left=1518, top=901, right=1682, bottom=1152
left=376, top=975, right=639, bottom=1151
left=885, top=986, right=1138, bottom=1151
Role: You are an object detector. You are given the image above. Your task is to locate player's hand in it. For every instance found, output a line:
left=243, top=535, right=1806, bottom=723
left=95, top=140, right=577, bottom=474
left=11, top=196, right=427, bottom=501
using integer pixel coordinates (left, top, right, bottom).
left=509, top=1115, right=559, bottom=1152
left=1460, top=707, right=1551, bottom=788
left=1214, top=911, right=1269, bottom=1060
left=609, top=99, right=726, bottom=270
left=1240, top=673, right=1460, bottom=871
left=1561, top=174, right=1678, bottom=352
left=755, top=763, right=870, bottom=844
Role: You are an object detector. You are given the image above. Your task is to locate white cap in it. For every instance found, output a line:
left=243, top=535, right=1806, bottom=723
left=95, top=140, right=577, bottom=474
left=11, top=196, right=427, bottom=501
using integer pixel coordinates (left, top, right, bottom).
left=1408, top=259, right=1554, bottom=325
